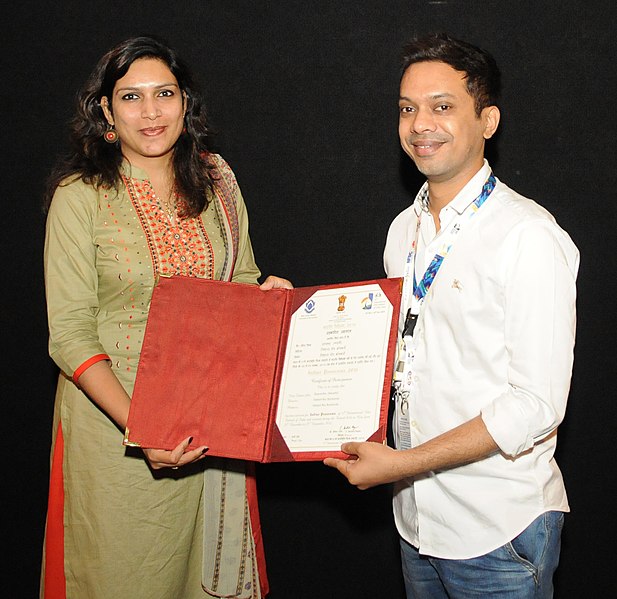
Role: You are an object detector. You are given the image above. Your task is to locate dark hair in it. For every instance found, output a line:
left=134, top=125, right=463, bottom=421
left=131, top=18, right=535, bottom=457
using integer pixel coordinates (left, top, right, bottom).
left=44, top=35, right=214, bottom=217
left=401, top=33, right=501, bottom=116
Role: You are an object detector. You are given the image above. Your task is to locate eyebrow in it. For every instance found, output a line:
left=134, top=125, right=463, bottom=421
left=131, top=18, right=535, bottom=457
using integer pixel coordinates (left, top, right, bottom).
left=115, top=82, right=180, bottom=93
left=399, top=92, right=458, bottom=102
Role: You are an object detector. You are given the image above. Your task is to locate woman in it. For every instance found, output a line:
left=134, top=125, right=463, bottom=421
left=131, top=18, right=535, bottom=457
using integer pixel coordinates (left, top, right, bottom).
left=42, top=35, right=289, bottom=599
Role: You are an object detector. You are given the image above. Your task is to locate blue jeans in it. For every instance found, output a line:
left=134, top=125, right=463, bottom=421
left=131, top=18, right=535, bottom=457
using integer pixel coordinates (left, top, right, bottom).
left=400, top=511, right=564, bottom=598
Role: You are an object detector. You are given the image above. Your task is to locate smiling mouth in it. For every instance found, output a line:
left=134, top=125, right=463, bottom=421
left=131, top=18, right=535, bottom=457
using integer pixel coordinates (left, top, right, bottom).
left=411, top=140, right=445, bottom=156
left=140, top=126, right=166, bottom=136
left=412, top=139, right=444, bottom=148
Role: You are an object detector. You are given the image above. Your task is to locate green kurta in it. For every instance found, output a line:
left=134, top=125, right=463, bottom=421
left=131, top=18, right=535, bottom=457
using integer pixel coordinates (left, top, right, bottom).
left=42, top=155, right=263, bottom=599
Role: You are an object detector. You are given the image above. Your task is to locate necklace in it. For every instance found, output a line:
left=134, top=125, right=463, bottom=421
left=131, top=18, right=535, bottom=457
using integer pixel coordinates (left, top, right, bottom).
left=121, top=174, right=178, bottom=224
left=160, top=187, right=177, bottom=223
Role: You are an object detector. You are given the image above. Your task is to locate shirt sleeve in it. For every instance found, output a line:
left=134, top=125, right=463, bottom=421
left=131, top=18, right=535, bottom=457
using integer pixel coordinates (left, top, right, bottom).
left=481, top=218, right=579, bottom=457
left=383, top=205, right=418, bottom=279
left=44, top=179, right=109, bottom=378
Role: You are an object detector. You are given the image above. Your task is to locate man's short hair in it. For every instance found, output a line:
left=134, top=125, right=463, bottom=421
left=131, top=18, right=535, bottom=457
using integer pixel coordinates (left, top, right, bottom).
left=401, top=33, right=501, bottom=116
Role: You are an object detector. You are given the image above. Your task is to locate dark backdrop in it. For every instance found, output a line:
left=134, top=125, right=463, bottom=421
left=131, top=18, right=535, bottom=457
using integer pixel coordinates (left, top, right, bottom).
left=3, top=1, right=615, bottom=597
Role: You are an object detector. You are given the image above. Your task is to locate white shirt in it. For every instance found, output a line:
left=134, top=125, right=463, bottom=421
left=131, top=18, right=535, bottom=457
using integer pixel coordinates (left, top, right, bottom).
left=385, top=162, right=579, bottom=559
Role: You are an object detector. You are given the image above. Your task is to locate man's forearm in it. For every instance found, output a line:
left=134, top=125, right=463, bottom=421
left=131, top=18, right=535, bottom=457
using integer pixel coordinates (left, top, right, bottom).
left=396, top=414, right=499, bottom=478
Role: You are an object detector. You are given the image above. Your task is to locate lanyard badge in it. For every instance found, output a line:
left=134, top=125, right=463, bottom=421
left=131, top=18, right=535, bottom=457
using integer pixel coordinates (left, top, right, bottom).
left=392, top=173, right=496, bottom=450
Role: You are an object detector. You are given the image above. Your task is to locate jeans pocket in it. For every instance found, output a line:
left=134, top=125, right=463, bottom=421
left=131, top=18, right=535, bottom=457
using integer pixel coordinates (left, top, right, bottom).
left=505, top=511, right=564, bottom=583
left=505, top=540, right=538, bottom=579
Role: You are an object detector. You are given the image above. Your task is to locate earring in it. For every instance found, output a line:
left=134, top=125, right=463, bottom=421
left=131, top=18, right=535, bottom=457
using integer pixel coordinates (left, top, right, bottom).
left=103, top=125, right=118, bottom=144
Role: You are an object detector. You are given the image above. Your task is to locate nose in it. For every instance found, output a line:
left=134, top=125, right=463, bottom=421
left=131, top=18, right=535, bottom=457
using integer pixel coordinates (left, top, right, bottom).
left=410, top=106, right=436, bottom=133
left=142, top=97, right=161, bottom=120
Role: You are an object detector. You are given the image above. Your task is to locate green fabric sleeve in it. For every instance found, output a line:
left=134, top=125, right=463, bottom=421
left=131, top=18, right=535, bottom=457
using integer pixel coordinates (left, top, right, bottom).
left=44, top=178, right=108, bottom=376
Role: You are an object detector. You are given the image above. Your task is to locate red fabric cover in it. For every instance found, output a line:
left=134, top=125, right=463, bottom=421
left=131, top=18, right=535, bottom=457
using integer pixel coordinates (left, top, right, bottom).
left=126, top=276, right=402, bottom=462
left=127, top=277, right=289, bottom=460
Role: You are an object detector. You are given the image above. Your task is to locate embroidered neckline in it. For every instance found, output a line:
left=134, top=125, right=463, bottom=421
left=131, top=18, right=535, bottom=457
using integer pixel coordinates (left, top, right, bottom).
left=121, top=175, right=214, bottom=278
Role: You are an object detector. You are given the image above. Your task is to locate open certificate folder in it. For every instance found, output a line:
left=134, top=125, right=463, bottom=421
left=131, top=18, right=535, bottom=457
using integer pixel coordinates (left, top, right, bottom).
left=124, top=275, right=402, bottom=462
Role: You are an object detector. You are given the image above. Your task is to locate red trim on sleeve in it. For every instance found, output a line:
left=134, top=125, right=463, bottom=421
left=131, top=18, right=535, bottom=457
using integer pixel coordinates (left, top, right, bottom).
left=44, top=422, right=66, bottom=599
left=72, top=354, right=109, bottom=384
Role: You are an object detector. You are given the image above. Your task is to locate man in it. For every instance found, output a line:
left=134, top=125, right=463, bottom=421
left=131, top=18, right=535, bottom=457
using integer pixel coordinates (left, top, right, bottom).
left=325, top=33, right=579, bottom=598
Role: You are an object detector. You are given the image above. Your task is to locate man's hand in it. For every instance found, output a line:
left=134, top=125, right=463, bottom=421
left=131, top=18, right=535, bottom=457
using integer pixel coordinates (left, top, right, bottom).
left=324, top=441, right=405, bottom=490
left=325, top=416, right=500, bottom=490
left=260, top=275, right=293, bottom=290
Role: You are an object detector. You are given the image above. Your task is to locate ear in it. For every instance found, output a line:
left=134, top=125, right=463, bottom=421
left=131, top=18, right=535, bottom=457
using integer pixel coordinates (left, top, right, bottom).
left=482, top=105, right=500, bottom=140
left=182, top=91, right=188, bottom=118
left=100, top=96, right=114, bottom=126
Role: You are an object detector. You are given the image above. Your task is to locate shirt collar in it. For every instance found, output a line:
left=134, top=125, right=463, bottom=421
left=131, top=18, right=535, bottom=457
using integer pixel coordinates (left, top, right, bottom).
left=413, top=183, right=430, bottom=217
left=412, top=160, right=492, bottom=217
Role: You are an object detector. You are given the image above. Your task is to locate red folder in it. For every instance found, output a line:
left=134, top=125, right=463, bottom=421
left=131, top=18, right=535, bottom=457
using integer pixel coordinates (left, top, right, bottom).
left=124, top=275, right=402, bottom=462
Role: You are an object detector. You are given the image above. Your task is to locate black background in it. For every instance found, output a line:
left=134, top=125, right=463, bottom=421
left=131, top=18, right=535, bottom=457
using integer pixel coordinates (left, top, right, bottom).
left=3, top=1, right=616, bottom=596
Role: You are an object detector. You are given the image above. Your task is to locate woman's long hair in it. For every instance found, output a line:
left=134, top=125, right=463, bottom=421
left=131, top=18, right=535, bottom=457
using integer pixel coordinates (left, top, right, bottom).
left=44, top=35, right=215, bottom=217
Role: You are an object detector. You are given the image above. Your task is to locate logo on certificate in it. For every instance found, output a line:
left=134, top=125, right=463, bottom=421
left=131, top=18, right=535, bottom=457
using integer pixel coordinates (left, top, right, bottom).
left=337, top=295, right=347, bottom=312
left=361, top=293, right=374, bottom=310
left=304, top=299, right=316, bottom=314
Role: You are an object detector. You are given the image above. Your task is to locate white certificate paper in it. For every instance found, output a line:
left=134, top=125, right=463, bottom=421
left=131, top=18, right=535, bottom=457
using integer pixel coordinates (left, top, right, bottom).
left=275, top=284, right=393, bottom=452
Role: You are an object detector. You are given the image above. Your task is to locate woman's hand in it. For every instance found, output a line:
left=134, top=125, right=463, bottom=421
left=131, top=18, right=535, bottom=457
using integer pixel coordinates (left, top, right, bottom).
left=260, top=275, right=294, bottom=290
left=142, top=436, right=208, bottom=470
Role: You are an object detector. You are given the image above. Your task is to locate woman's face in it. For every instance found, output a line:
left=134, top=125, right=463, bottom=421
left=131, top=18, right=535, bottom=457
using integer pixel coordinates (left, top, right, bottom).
left=101, top=57, right=186, bottom=168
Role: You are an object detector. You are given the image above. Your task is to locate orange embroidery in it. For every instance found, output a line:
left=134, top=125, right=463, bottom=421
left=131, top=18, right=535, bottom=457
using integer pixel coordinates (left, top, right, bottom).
left=123, top=177, right=214, bottom=278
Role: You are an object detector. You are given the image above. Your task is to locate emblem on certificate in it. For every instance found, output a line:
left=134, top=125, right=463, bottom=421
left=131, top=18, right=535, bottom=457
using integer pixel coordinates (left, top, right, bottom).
left=304, top=299, right=316, bottom=313
left=361, top=293, right=374, bottom=310
left=337, top=294, right=347, bottom=312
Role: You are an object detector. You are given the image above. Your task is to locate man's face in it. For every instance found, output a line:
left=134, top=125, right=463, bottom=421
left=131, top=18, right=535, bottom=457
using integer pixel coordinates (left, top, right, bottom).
left=398, top=61, right=499, bottom=188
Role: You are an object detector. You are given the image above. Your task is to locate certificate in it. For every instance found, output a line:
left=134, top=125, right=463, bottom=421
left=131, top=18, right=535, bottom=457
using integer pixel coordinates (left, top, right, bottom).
left=276, top=285, right=393, bottom=453
left=124, top=275, right=401, bottom=462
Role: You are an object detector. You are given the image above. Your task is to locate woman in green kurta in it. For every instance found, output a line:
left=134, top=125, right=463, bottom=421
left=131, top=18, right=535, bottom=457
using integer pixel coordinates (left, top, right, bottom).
left=42, top=36, right=289, bottom=599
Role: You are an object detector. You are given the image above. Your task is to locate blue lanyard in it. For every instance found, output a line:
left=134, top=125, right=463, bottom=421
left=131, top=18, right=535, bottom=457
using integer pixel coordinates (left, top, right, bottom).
left=412, top=173, right=496, bottom=301
left=400, top=173, right=496, bottom=339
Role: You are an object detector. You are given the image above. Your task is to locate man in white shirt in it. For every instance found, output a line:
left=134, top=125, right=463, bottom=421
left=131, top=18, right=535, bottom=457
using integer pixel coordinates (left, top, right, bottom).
left=325, top=33, right=579, bottom=598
